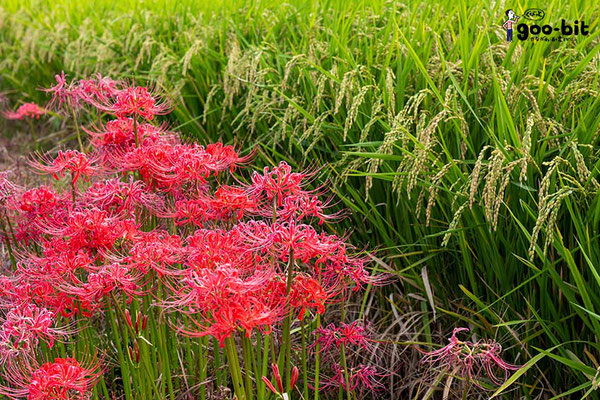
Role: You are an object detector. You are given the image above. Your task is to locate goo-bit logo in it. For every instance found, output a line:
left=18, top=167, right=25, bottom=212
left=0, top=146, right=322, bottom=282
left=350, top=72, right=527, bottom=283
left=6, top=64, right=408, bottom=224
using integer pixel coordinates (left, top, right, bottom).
left=502, top=8, right=590, bottom=42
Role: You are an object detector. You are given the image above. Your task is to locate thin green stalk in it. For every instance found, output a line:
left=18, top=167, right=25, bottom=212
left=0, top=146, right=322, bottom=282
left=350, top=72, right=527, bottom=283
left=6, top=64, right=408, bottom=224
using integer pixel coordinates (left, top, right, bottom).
left=339, top=297, right=352, bottom=400
left=155, top=284, right=175, bottom=400
left=257, top=333, right=266, bottom=400
left=339, top=343, right=352, bottom=400
left=70, top=106, right=84, bottom=153
left=213, top=338, right=223, bottom=389
left=314, top=313, right=321, bottom=400
left=225, top=336, right=246, bottom=400
left=109, top=293, right=158, bottom=398
left=27, top=118, right=39, bottom=150
left=242, top=335, right=255, bottom=400
left=300, top=317, right=309, bottom=400
left=199, top=336, right=208, bottom=400
left=106, top=299, right=133, bottom=400
left=282, top=248, right=295, bottom=394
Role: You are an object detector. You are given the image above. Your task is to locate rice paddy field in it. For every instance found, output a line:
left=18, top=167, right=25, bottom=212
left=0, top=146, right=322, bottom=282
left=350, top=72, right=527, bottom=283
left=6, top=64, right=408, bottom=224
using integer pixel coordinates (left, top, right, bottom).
left=1, top=0, right=600, bottom=398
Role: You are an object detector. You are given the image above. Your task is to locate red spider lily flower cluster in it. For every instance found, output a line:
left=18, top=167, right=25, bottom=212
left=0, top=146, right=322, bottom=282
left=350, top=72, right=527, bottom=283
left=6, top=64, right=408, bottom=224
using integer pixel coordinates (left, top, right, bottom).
left=420, top=328, right=521, bottom=388
left=3, top=103, right=47, bottom=120
left=0, top=304, right=66, bottom=363
left=44, top=72, right=120, bottom=110
left=0, top=72, right=385, bottom=399
left=0, top=357, right=100, bottom=400
left=98, top=85, right=170, bottom=120
left=29, top=150, right=97, bottom=185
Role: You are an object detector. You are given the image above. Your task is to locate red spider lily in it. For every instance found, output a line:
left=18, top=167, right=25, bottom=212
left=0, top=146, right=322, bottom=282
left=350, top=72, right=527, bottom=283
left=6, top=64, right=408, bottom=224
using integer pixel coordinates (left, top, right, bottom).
left=123, top=230, right=185, bottom=275
left=86, top=118, right=173, bottom=151
left=250, top=161, right=312, bottom=206
left=1, top=73, right=388, bottom=400
left=203, top=142, right=252, bottom=173
left=314, top=321, right=373, bottom=352
left=41, top=208, right=138, bottom=252
left=43, top=72, right=78, bottom=110
left=7, top=186, right=70, bottom=245
left=0, top=171, right=20, bottom=206
left=170, top=198, right=211, bottom=227
left=289, top=274, right=330, bottom=320
left=0, top=272, right=80, bottom=319
left=0, top=304, right=66, bottom=363
left=29, top=151, right=97, bottom=185
left=420, top=328, right=521, bottom=388
left=44, top=72, right=121, bottom=111
left=0, top=357, right=100, bottom=400
left=321, top=363, right=386, bottom=394
left=57, top=262, right=144, bottom=310
left=15, top=186, right=62, bottom=215
left=185, top=228, right=261, bottom=272
left=82, top=178, right=164, bottom=216
left=76, top=74, right=120, bottom=104
left=114, top=141, right=245, bottom=191
left=98, top=85, right=170, bottom=120
left=209, top=185, right=256, bottom=221
left=163, top=265, right=286, bottom=345
left=3, top=103, right=47, bottom=120
left=275, top=194, right=332, bottom=224
left=22, top=245, right=95, bottom=279
left=168, top=187, right=255, bottom=225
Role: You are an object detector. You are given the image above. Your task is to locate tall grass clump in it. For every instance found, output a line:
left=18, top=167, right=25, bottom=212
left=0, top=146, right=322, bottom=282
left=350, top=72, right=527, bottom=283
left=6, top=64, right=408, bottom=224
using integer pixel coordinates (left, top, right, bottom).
left=1, top=0, right=600, bottom=397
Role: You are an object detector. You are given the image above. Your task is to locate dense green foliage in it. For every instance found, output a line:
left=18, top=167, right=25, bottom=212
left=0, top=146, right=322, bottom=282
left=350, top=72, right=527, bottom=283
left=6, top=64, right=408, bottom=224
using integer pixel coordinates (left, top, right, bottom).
left=2, top=0, right=600, bottom=397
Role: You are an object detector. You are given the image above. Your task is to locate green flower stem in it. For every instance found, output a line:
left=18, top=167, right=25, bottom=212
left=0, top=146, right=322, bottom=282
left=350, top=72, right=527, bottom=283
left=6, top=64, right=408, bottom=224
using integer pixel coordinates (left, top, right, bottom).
left=198, top=336, right=208, bottom=400
left=70, top=106, right=84, bottom=153
left=225, top=336, right=246, bottom=400
left=281, top=248, right=295, bottom=394
left=300, top=317, right=309, bottom=400
left=242, top=335, right=255, bottom=400
left=106, top=299, right=133, bottom=400
left=213, top=338, right=223, bottom=389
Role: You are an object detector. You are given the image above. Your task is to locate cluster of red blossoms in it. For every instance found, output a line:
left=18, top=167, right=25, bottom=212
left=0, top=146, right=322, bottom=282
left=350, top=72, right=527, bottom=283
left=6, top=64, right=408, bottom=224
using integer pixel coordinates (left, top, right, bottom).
left=2, top=103, right=47, bottom=120
left=0, top=72, right=384, bottom=398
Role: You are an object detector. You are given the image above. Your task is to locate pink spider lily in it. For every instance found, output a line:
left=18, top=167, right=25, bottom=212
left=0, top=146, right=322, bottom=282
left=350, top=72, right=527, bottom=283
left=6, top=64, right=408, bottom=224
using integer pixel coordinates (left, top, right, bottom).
left=420, top=328, right=521, bottom=388
left=3, top=103, right=47, bottom=120
left=0, top=356, right=100, bottom=400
